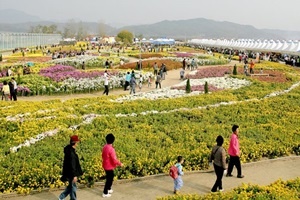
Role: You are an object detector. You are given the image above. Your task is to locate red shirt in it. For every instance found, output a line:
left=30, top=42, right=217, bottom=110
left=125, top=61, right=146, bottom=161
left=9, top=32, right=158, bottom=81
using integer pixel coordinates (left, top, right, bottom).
left=228, top=133, right=240, bottom=156
left=102, top=144, right=122, bottom=170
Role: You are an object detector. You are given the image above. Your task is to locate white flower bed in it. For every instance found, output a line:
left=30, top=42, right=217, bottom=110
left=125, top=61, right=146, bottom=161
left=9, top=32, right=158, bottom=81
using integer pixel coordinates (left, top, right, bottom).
left=173, top=77, right=252, bottom=90
left=47, top=55, right=99, bottom=65
left=112, top=77, right=251, bottom=102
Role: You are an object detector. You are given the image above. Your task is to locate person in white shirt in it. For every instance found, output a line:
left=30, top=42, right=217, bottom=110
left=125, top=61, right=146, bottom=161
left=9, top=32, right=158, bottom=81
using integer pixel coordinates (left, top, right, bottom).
left=11, top=77, right=17, bottom=101
left=103, top=70, right=109, bottom=95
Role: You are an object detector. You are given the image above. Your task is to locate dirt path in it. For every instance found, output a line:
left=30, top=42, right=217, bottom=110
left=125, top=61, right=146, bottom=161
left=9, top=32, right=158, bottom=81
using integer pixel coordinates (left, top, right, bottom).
left=17, top=60, right=239, bottom=102
left=17, top=68, right=184, bottom=102
left=2, top=156, right=299, bottom=200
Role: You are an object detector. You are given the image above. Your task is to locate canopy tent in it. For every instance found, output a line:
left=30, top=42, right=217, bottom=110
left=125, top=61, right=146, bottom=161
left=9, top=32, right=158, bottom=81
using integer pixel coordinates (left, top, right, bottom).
left=188, top=38, right=300, bottom=54
left=151, top=38, right=175, bottom=45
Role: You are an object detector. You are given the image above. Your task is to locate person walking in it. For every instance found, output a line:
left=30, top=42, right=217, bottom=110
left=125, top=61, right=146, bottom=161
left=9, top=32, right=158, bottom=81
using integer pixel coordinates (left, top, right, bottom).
left=58, top=135, right=83, bottom=200
left=1, top=81, right=10, bottom=101
left=249, top=60, right=255, bottom=74
left=209, top=135, right=227, bottom=192
left=173, top=156, right=184, bottom=195
left=102, top=133, right=123, bottom=198
left=153, top=62, right=158, bottom=75
left=11, top=77, right=17, bottom=101
left=124, top=72, right=131, bottom=91
left=182, top=58, right=186, bottom=70
left=103, top=70, right=109, bottom=95
left=155, top=73, right=162, bottom=89
left=226, top=125, right=244, bottom=178
left=138, top=74, right=143, bottom=91
left=129, top=75, right=137, bottom=95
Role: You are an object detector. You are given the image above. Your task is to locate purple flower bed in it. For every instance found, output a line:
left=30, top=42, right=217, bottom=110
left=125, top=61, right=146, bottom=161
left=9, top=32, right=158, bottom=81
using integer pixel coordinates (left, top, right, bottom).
left=172, top=52, right=194, bottom=57
left=17, top=85, right=32, bottom=93
left=186, top=66, right=231, bottom=79
left=39, top=65, right=119, bottom=82
left=171, top=84, right=221, bottom=92
left=0, top=83, right=31, bottom=93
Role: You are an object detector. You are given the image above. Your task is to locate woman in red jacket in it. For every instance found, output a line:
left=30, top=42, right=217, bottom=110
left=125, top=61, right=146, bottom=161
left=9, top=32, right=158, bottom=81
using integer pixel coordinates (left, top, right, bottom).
left=102, top=133, right=123, bottom=198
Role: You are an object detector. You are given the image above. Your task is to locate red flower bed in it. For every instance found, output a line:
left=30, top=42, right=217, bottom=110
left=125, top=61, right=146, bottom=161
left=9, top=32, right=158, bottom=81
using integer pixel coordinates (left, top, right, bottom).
left=186, top=66, right=232, bottom=79
left=129, top=53, right=164, bottom=59
left=118, top=60, right=182, bottom=70
left=237, top=68, right=290, bottom=83
left=6, top=56, right=52, bottom=63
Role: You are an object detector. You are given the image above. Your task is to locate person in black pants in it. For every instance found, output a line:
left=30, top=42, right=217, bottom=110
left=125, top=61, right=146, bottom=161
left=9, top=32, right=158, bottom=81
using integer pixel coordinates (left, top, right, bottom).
left=209, top=135, right=227, bottom=192
left=103, top=70, right=109, bottom=95
left=102, top=134, right=123, bottom=198
left=226, top=124, right=244, bottom=178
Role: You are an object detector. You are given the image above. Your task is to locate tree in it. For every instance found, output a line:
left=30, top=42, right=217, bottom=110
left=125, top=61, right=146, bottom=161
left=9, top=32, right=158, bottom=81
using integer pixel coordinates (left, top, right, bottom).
left=186, top=79, right=191, bottom=93
left=28, top=24, right=58, bottom=34
left=76, top=21, right=88, bottom=41
left=98, top=20, right=106, bottom=37
left=204, top=81, right=208, bottom=94
left=115, top=30, right=134, bottom=45
left=63, top=19, right=77, bottom=39
left=233, top=64, right=237, bottom=75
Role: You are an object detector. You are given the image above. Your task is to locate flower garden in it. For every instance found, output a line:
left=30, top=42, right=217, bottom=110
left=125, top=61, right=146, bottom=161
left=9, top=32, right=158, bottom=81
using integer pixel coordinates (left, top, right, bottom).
left=0, top=45, right=300, bottom=198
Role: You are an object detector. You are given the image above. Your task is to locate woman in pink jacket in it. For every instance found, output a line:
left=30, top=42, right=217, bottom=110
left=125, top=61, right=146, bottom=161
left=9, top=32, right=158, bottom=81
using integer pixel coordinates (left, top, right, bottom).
left=102, top=133, right=123, bottom=198
left=226, top=125, right=244, bottom=178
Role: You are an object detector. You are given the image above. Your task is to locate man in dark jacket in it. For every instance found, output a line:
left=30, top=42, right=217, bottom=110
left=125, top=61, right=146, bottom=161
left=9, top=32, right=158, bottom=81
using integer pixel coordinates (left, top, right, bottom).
left=59, top=135, right=83, bottom=200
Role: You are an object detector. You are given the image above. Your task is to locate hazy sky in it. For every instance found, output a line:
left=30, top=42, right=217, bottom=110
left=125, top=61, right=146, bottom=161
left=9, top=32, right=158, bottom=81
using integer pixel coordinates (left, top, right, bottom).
left=1, top=0, right=300, bottom=31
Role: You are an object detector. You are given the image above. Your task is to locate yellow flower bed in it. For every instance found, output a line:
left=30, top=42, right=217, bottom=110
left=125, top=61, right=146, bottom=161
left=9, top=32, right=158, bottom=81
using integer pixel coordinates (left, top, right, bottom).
left=157, top=178, right=300, bottom=200
left=0, top=62, right=299, bottom=194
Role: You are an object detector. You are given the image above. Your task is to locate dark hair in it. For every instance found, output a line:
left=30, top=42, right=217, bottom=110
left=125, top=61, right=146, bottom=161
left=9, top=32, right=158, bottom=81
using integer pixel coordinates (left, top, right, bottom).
left=106, top=133, right=115, bottom=144
left=216, top=135, right=224, bottom=146
left=177, top=156, right=183, bottom=163
left=232, top=125, right=239, bottom=132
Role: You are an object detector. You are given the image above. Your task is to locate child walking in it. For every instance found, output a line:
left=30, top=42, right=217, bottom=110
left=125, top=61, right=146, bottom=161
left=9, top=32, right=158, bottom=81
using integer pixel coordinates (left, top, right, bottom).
left=102, top=133, right=123, bottom=198
left=174, top=156, right=184, bottom=194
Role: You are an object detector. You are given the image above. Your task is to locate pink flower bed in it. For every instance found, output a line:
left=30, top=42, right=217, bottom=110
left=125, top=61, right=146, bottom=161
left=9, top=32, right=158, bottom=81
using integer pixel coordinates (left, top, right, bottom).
left=186, top=66, right=232, bottom=79
left=39, top=65, right=119, bottom=82
left=172, top=52, right=194, bottom=57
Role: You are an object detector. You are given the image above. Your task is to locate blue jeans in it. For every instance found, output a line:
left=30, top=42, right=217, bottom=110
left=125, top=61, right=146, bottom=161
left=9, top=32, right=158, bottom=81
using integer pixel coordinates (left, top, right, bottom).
left=130, top=84, right=136, bottom=94
left=59, top=179, right=77, bottom=200
left=174, top=176, right=183, bottom=190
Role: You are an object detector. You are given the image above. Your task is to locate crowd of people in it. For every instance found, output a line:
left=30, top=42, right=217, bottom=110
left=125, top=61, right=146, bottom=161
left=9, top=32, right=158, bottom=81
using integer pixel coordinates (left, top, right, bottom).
left=1, top=77, right=18, bottom=101
left=58, top=124, right=244, bottom=199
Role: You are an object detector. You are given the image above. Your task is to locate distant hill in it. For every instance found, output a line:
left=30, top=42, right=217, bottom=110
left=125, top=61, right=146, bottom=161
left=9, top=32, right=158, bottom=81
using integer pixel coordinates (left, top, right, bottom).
left=0, top=21, right=116, bottom=35
left=1, top=9, right=300, bottom=40
left=116, top=18, right=287, bottom=40
left=0, top=9, right=42, bottom=23
left=261, top=29, right=300, bottom=40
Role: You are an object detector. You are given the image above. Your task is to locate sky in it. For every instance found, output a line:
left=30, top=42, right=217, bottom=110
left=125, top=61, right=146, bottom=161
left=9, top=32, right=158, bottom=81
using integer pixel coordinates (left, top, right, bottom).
left=1, top=0, right=300, bottom=31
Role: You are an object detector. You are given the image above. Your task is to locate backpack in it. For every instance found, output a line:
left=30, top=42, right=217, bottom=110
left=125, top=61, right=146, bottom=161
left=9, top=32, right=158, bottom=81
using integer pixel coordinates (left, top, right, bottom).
left=169, top=165, right=178, bottom=179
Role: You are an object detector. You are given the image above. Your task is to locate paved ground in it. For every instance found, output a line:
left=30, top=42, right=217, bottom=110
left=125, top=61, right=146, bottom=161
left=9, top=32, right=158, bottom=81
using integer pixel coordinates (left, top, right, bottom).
left=1, top=156, right=299, bottom=200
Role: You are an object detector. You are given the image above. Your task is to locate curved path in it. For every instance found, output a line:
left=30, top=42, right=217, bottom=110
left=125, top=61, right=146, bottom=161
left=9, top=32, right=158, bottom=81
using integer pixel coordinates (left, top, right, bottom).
left=17, top=60, right=239, bottom=102
left=1, top=156, right=299, bottom=200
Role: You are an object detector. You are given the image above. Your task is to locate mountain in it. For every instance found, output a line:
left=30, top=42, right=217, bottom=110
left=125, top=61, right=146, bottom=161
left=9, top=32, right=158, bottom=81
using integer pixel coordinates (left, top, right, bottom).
left=261, top=29, right=300, bottom=40
left=1, top=9, right=300, bottom=40
left=116, top=18, right=286, bottom=40
left=0, top=9, right=42, bottom=23
left=0, top=21, right=116, bottom=35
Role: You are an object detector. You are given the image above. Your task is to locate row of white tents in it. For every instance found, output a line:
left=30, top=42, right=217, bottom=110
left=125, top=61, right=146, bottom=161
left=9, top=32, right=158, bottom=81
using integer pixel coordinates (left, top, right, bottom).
left=188, top=39, right=300, bottom=54
left=135, top=38, right=175, bottom=45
